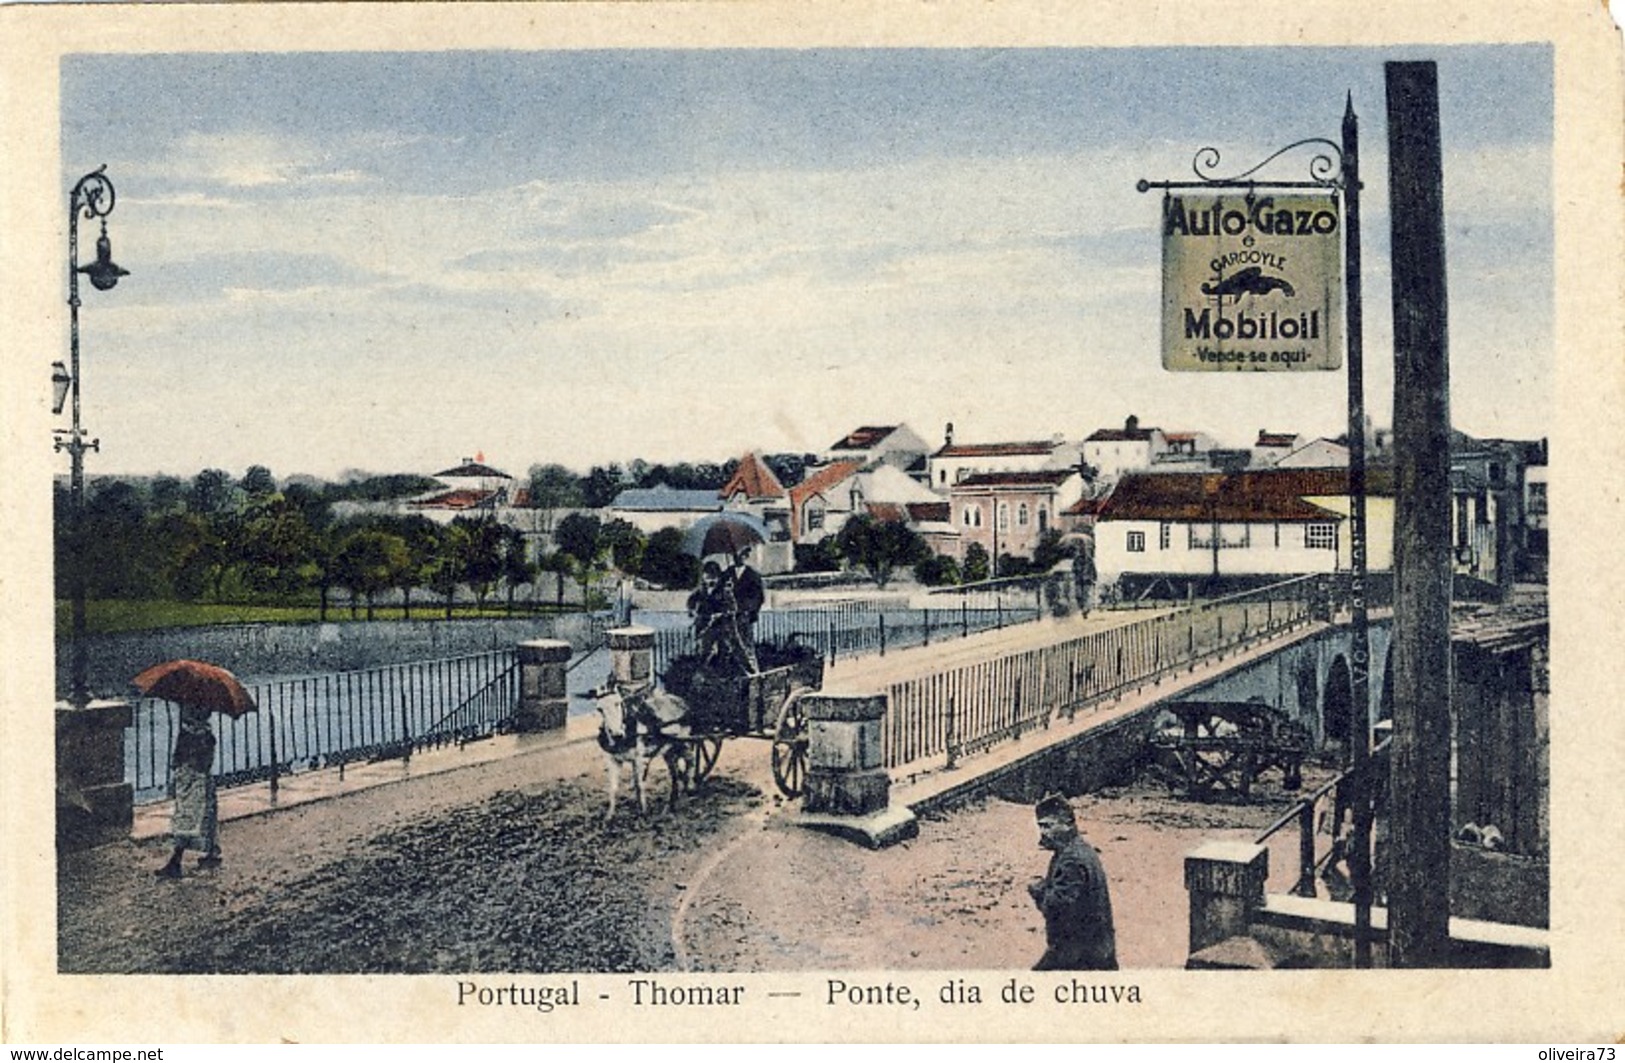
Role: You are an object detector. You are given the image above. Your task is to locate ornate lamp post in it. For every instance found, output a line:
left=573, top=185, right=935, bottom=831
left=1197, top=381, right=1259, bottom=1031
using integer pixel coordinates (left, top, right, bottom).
left=57, top=166, right=127, bottom=707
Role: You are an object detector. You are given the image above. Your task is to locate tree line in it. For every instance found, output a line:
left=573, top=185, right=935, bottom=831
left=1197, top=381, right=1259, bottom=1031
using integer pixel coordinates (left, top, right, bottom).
left=57, top=459, right=1066, bottom=620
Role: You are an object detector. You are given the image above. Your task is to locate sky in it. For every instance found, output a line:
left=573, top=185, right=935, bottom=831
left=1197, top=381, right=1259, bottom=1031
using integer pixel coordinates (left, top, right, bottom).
left=60, top=45, right=1553, bottom=482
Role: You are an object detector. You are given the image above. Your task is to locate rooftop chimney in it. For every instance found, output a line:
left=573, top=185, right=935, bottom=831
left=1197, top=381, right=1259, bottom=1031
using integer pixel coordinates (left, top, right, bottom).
left=944, top=421, right=955, bottom=447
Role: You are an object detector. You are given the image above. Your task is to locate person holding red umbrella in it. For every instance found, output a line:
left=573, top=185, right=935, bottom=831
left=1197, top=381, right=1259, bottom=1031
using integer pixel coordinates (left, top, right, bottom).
left=154, top=703, right=222, bottom=878
left=134, top=659, right=255, bottom=878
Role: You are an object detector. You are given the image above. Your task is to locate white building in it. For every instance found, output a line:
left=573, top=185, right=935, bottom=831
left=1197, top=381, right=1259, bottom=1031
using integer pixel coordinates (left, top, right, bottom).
left=1083, top=415, right=1168, bottom=482
left=1094, top=468, right=1395, bottom=582
left=927, top=425, right=1081, bottom=494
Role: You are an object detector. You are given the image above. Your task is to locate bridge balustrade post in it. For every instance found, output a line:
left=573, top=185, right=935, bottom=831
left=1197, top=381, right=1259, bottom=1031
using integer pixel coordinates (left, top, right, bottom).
left=56, top=698, right=134, bottom=851
left=799, top=693, right=917, bottom=848
left=1185, top=840, right=1269, bottom=958
left=515, top=639, right=572, bottom=732
left=606, top=626, right=655, bottom=688
left=1293, top=802, right=1320, bottom=898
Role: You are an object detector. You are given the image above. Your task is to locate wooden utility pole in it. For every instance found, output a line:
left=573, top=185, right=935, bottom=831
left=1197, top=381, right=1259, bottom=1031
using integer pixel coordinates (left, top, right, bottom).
left=1385, top=60, right=1455, bottom=967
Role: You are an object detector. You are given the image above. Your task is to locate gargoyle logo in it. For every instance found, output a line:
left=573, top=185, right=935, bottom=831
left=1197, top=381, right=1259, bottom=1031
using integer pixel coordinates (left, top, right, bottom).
left=1201, top=266, right=1295, bottom=300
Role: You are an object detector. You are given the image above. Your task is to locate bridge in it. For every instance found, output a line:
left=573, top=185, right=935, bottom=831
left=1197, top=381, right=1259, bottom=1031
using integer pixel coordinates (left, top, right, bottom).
left=795, top=576, right=1391, bottom=843
left=106, top=574, right=1380, bottom=844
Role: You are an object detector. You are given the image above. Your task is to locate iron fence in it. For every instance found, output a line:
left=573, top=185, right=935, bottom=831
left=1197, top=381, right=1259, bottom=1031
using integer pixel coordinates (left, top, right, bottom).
left=129, top=647, right=519, bottom=802
left=650, top=600, right=1042, bottom=677
left=884, top=575, right=1323, bottom=771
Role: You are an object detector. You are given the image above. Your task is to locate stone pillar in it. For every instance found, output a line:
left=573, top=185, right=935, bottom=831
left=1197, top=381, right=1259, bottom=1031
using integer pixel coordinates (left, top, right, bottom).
left=1184, top=840, right=1269, bottom=956
left=514, top=639, right=571, bottom=732
left=607, top=626, right=655, bottom=690
left=56, top=699, right=134, bottom=851
left=803, top=694, right=889, bottom=816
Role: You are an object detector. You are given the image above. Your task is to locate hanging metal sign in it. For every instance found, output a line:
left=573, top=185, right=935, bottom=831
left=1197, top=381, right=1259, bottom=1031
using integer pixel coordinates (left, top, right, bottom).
left=1160, top=192, right=1343, bottom=371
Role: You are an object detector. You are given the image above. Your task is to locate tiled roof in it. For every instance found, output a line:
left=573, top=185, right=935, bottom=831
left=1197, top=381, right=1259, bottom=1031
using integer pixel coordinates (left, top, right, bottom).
left=1062, top=496, right=1105, bottom=516
left=410, top=488, right=499, bottom=510
left=864, top=502, right=908, bottom=523
left=1085, top=427, right=1160, bottom=443
left=932, top=440, right=1059, bottom=459
left=906, top=501, right=951, bottom=523
left=434, top=461, right=512, bottom=479
left=952, top=470, right=1077, bottom=490
left=608, top=486, right=723, bottom=512
left=789, top=460, right=864, bottom=507
left=830, top=425, right=898, bottom=451
left=720, top=452, right=787, bottom=501
left=1099, top=468, right=1392, bottom=522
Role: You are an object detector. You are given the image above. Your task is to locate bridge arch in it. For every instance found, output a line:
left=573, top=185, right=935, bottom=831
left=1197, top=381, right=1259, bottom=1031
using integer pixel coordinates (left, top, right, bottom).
left=1378, top=644, right=1394, bottom=723
left=1322, top=654, right=1352, bottom=753
left=1295, top=655, right=1320, bottom=736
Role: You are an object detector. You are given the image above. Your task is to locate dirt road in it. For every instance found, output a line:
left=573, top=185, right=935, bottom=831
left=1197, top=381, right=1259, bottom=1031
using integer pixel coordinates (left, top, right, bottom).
left=60, top=730, right=1312, bottom=973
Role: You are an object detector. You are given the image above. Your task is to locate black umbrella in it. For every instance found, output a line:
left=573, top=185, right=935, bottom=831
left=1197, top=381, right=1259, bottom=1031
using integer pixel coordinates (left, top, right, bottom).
left=681, top=512, right=769, bottom=559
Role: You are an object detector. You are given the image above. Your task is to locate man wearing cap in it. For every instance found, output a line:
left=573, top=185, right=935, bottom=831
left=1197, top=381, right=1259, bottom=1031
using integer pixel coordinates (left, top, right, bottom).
left=1028, top=793, right=1118, bottom=970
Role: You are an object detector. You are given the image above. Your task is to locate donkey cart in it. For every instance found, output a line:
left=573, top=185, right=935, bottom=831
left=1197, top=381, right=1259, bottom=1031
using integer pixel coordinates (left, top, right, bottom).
left=659, top=639, right=826, bottom=798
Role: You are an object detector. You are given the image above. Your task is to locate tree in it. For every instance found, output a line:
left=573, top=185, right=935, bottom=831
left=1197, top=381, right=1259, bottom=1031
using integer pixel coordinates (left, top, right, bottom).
left=149, top=475, right=188, bottom=515
left=390, top=516, right=441, bottom=620
left=640, top=526, right=698, bottom=589
left=1031, top=528, right=1068, bottom=573
left=335, top=528, right=410, bottom=620
left=535, top=550, right=573, bottom=607
left=581, top=464, right=624, bottom=509
left=963, top=542, right=991, bottom=583
left=555, top=512, right=607, bottom=597
left=500, top=527, right=536, bottom=614
left=241, top=464, right=277, bottom=499
left=794, top=538, right=842, bottom=574
left=239, top=494, right=319, bottom=598
left=427, top=525, right=467, bottom=619
left=527, top=463, right=584, bottom=532
left=600, top=518, right=646, bottom=574
left=836, top=515, right=929, bottom=588
left=188, top=468, right=235, bottom=515
left=914, top=553, right=961, bottom=587
left=449, top=517, right=506, bottom=612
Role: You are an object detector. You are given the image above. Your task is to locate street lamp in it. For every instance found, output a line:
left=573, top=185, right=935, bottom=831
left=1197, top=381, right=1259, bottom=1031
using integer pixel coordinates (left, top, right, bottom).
left=56, top=165, right=127, bottom=708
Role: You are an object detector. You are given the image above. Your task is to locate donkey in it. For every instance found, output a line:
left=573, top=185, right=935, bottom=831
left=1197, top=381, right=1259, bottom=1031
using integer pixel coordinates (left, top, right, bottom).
left=593, top=682, right=695, bottom=820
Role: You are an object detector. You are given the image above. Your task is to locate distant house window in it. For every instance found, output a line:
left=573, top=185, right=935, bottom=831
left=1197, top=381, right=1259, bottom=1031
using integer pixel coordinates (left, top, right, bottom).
left=1127, top=530, right=1146, bottom=553
left=1037, top=506, right=1048, bottom=532
left=998, top=503, right=1009, bottom=530
left=1017, top=503, right=1029, bottom=527
left=1159, top=522, right=1171, bottom=550
left=807, top=507, right=825, bottom=531
left=939, top=469, right=948, bottom=485
left=1455, top=497, right=1471, bottom=546
left=1306, top=523, right=1336, bottom=550
left=1528, top=481, right=1547, bottom=514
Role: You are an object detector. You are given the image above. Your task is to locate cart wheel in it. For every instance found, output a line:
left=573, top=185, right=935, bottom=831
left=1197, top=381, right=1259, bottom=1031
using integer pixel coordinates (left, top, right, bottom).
left=771, top=686, right=812, bottom=799
left=693, top=737, right=723, bottom=785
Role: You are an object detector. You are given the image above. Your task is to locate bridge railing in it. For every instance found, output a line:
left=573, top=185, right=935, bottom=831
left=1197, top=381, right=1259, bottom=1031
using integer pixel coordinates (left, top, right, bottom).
left=650, top=601, right=1041, bottom=678
left=127, top=647, right=520, bottom=803
left=883, top=574, right=1325, bottom=772
left=1255, top=737, right=1391, bottom=900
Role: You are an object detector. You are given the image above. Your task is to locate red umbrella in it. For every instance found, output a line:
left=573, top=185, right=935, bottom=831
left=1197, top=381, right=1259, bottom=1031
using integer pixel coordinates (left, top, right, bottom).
left=132, top=659, right=258, bottom=718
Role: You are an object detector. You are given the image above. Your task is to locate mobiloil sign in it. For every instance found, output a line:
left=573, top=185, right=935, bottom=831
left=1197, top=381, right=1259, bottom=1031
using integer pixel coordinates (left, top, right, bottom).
left=1161, top=193, right=1343, bottom=371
